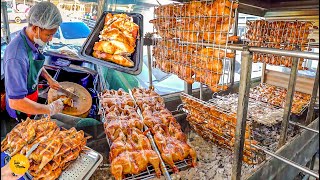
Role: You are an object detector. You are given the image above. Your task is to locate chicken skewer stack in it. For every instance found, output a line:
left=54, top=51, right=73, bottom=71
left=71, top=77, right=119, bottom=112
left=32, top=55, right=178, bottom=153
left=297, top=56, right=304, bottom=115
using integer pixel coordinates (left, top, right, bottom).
left=180, top=93, right=263, bottom=165
left=99, top=89, right=161, bottom=180
left=1, top=118, right=89, bottom=180
left=132, top=88, right=197, bottom=173
left=151, top=0, right=239, bottom=92
left=245, top=20, right=318, bottom=70
left=249, top=83, right=311, bottom=115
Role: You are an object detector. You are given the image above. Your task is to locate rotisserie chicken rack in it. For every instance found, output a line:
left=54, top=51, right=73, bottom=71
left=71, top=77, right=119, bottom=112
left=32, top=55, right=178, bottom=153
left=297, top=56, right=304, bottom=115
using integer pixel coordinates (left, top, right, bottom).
left=92, top=13, right=139, bottom=67
left=245, top=20, right=318, bottom=70
left=151, top=0, right=239, bottom=93
left=180, top=93, right=264, bottom=165
left=99, top=89, right=162, bottom=180
left=249, top=83, right=311, bottom=115
left=131, top=88, right=197, bottom=173
left=151, top=0, right=239, bottom=43
left=1, top=117, right=90, bottom=180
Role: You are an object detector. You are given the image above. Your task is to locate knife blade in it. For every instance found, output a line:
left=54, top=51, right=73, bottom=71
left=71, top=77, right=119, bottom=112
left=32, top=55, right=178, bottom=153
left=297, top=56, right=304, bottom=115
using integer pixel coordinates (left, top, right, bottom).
left=58, top=87, right=80, bottom=100
left=26, top=142, right=40, bottom=158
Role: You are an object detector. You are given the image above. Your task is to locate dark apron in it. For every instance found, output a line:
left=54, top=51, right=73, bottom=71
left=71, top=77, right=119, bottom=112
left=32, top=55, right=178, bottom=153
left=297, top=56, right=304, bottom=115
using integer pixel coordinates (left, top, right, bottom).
left=15, top=34, right=45, bottom=120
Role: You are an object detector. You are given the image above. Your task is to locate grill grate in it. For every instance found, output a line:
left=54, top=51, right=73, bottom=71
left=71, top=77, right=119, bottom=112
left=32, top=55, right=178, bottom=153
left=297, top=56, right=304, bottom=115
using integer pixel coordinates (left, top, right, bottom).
left=98, top=89, right=167, bottom=180
left=208, top=93, right=284, bottom=126
left=179, top=91, right=302, bottom=165
left=249, top=83, right=311, bottom=115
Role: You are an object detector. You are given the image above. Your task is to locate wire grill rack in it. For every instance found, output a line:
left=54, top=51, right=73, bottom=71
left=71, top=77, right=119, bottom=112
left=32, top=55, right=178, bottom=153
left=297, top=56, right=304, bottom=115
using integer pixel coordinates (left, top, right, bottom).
left=249, top=83, right=311, bottom=115
left=130, top=88, right=196, bottom=174
left=98, top=89, right=164, bottom=180
left=180, top=92, right=265, bottom=165
left=244, top=20, right=318, bottom=70
left=151, top=0, right=239, bottom=92
left=209, top=93, right=284, bottom=126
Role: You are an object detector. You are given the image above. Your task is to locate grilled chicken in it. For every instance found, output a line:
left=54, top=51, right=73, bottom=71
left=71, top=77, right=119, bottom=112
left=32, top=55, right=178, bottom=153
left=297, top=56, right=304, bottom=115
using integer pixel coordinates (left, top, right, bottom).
left=111, top=150, right=161, bottom=180
left=93, top=13, right=139, bottom=67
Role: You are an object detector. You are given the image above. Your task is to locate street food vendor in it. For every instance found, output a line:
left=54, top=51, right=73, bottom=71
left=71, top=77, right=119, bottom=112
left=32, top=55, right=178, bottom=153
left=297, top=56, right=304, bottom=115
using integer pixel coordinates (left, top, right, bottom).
left=3, top=2, right=64, bottom=121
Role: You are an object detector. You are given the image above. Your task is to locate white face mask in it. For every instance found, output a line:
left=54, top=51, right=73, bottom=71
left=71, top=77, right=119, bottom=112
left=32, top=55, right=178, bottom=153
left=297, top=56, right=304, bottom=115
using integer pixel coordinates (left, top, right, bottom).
left=34, top=27, right=47, bottom=47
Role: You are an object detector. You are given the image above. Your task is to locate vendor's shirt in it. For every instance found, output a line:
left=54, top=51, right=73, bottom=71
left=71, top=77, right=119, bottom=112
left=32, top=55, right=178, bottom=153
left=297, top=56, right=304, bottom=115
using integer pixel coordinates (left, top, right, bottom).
left=3, top=27, right=42, bottom=118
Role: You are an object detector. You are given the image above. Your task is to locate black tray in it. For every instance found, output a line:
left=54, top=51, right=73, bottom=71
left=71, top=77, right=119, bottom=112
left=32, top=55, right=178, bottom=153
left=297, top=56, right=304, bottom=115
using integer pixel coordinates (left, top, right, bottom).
left=79, top=11, right=143, bottom=75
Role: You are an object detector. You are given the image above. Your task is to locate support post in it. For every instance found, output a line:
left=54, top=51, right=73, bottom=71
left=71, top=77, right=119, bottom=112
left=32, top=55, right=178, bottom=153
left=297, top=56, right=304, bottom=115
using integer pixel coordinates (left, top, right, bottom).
left=278, top=56, right=299, bottom=148
left=147, top=45, right=154, bottom=90
left=1, top=2, right=11, bottom=44
left=97, top=0, right=107, bottom=19
left=199, top=84, right=204, bottom=100
left=261, top=62, right=267, bottom=84
left=184, top=82, right=192, bottom=95
left=231, top=49, right=252, bottom=180
left=306, top=62, right=319, bottom=124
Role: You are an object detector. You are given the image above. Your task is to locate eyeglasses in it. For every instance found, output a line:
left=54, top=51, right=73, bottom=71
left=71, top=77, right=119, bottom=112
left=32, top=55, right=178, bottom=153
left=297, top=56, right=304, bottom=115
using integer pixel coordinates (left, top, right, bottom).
left=38, top=27, right=54, bottom=40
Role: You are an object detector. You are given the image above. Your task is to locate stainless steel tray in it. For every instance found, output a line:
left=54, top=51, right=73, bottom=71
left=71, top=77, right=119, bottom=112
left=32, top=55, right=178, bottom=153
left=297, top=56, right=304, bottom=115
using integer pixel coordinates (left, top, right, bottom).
left=5, top=147, right=103, bottom=180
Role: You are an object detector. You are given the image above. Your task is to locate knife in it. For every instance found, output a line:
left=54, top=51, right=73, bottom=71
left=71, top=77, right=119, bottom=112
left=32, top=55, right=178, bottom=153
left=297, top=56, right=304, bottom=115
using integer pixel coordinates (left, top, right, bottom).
left=26, top=142, right=40, bottom=158
left=58, top=87, right=80, bottom=100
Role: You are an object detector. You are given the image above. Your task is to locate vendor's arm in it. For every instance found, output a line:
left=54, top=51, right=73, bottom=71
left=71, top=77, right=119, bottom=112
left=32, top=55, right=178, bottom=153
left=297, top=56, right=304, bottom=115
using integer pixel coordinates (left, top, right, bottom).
left=4, top=58, right=63, bottom=116
left=9, top=98, right=50, bottom=115
left=41, top=67, right=60, bottom=90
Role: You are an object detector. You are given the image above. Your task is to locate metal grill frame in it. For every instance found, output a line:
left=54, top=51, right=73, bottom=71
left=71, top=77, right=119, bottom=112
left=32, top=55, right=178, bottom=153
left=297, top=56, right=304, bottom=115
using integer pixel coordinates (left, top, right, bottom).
left=129, top=88, right=197, bottom=177
left=98, top=90, right=165, bottom=180
left=244, top=19, right=318, bottom=70
left=180, top=92, right=265, bottom=165
left=249, top=83, right=311, bottom=116
left=151, top=0, right=240, bottom=92
left=208, top=92, right=285, bottom=126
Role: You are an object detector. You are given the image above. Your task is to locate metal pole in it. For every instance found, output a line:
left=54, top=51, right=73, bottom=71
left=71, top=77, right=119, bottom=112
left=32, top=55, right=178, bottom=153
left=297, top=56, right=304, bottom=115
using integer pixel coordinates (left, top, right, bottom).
left=147, top=45, right=154, bottom=90
left=278, top=56, right=299, bottom=148
left=178, top=42, right=320, bottom=60
left=184, top=82, right=192, bottom=95
left=306, top=62, right=319, bottom=124
left=231, top=49, right=252, bottom=180
left=199, top=84, right=204, bottom=100
left=248, top=47, right=319, bottom=60
left=289, top=121, right=319, bottom=134
left=252, top=144, right=319, bottom=179
left=261, top=62, right=267, bottom=84
left=230, top=8, right=238, bottom=86
left=1, top=2, right=11, bottom=44
left=97, top=0, right=107, bottom=19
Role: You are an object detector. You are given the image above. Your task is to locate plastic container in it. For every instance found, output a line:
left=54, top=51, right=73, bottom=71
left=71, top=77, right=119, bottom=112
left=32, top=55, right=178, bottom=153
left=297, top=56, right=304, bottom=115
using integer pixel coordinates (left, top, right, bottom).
left=79, top=11, right=144, bottom=75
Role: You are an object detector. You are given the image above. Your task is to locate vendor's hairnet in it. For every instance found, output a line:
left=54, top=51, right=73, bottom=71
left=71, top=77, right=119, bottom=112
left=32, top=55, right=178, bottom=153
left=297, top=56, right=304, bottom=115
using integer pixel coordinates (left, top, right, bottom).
left=27, top=2, right=62, bottom=29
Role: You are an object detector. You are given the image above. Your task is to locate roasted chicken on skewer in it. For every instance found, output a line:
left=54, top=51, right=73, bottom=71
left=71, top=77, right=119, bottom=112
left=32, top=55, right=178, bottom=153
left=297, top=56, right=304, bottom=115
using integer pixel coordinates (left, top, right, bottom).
left=152, top=124, right=197, bottom=173
left=109, top=128, right=151, bottom=162
left=111, top=150, right=161, bottom=180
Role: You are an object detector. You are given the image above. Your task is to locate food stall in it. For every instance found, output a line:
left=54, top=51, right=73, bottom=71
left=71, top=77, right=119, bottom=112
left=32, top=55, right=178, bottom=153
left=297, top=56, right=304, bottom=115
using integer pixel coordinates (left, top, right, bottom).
left=0, top=0, right=319, bottom=180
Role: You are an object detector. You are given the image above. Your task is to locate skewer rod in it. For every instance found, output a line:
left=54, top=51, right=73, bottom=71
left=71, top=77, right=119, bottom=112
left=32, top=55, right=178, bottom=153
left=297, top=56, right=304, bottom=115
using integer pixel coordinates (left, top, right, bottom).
left=252, top=144, right=319, bottom=179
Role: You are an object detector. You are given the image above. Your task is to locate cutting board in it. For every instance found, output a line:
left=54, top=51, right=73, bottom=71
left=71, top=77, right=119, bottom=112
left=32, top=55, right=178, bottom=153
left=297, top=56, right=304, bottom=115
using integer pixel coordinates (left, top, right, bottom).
left=47, top=82, right=92, bottom=117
